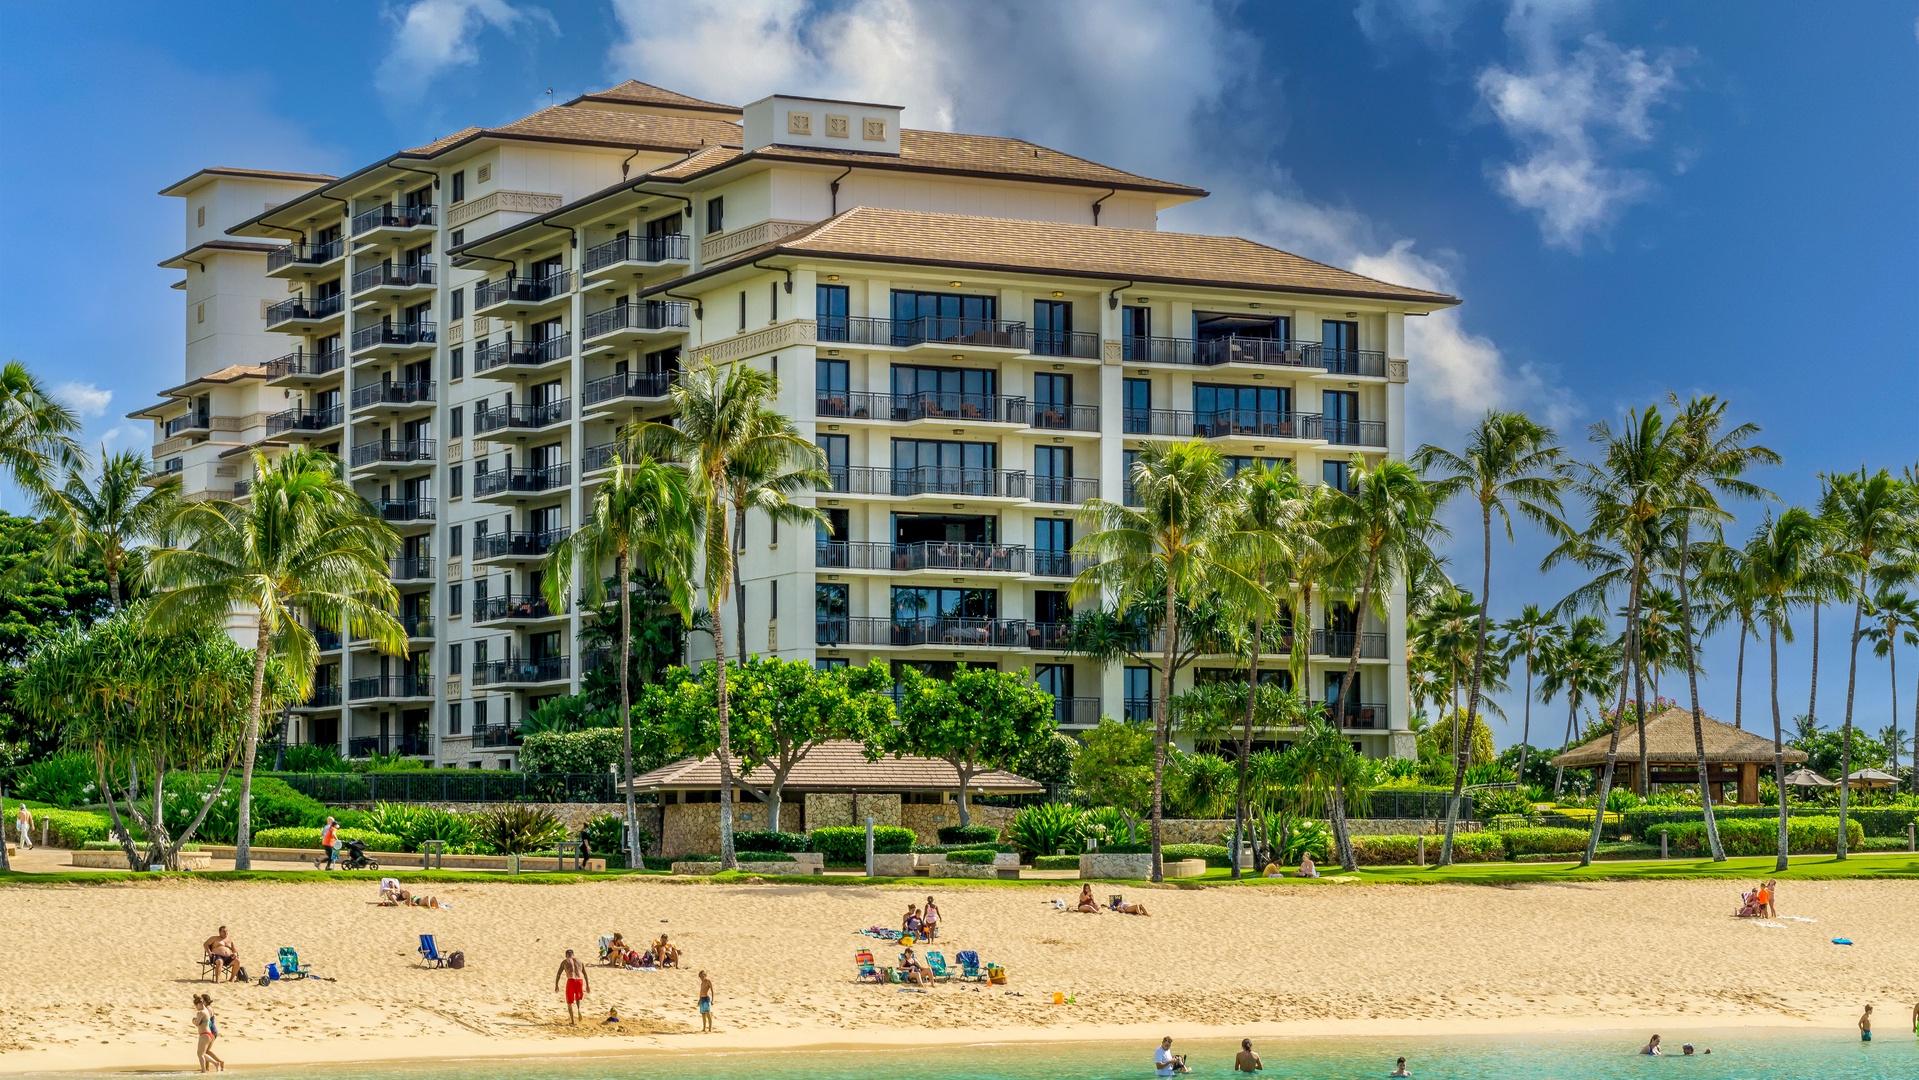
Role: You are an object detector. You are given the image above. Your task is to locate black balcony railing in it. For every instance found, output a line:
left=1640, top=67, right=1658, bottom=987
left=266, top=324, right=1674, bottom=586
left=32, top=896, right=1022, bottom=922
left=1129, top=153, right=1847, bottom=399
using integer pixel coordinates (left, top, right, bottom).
left=1123, top=697, right=1154, bottom=722
left=473, top=594, right=563, bottom=623
left=815, top=541, right=1027, bottom=574
left=1123, top=408, right=1324, bottom=440
left=348, top=731, right=432, bottom=758
left=349, top=439, right=435, bottom=468
left=815, top=616, right=1032, bottom=648
left=350, top=260, right=435, bottom=294
left=583, top=233, right=691, bottom=271
left=471, top=655, right=570, bottom=686
left=267, top=239, right=344, bottom=273
left=1029, top=329, right=1101, bottom=359
left=400, top=614, right=434, bottom=638
left=1027, top=402, right=1101, bottom=432
left=233, top=479, right=252, bottom=499
left=582, top=300, right=691, bottom=338
left=300, top=685, right=342, bottom=708
left=1121, top=335, right=1319, bottom=369
left=348, top=675, right=430, bottom=700
left=582, top=443, right=619, bottom=472
left=350, top=380, right=435, bottom=409
left=473, top=528, right=570, bottom=560
left=1323, top=418, right=1388, bottom=447
left=1052, top=696, right=1103, bottom=726
left=816, top=315, right=1028, bottom=350
left=375, top=498, right=435, bottom=523
left=266, top=405, right=343, bottom=435
left=1319, top=348, right=1388, bottom=377
left=264, top=347, right=344, bottom=380
left=473, top=463, right=571, bottom=497
left=470, top=723, right=524, bottom=749
left=582, top=369, right=675, bottom=406
left=1031, top=549, right=1095, bottom=578
left=474, top=334, right=571, bottom=372
left=390, top=556, right=435, bottom=580
left=351, top=202, right=435, bottom=236
left=266, top=293, right=344, bottom=327
left=474, top=400, right=570, bottom=434
left=1326, top=701, right=1391, bottom=729
left=350, top=321, right=436, bottom=353
left=165, top=413, right=210, bottom=437
left=475, top=271, right=572, bottom=310
left=312, top=627, right=342, bottom=651
left=1310, top=630, right=1389, bottom=659
left=823, top=466, right=1028, bottom=499
left=1027, top=621, right=1075, bottom=650
left=1032, top=475, right=1098, bottom=504
left=815, top=391, right=1022, bottom=424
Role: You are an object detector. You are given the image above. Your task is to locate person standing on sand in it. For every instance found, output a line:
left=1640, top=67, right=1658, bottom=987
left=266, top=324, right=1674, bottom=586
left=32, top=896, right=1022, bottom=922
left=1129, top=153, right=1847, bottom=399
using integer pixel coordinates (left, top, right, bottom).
left=1860, top=1004, right=1872, bottom=1042
left=1233, top=1038, right=1262, bottom=1072
left=15, top=804, right=32, bottom=850
left=697, top=970, right=714, bottom=1033
left=555, top=949, right=589, bottom=1025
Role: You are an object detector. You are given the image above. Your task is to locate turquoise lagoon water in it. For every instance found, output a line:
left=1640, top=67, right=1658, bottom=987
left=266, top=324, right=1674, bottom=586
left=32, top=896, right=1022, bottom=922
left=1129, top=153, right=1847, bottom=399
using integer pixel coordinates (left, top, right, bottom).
left=62, top=1032, right=1918, bottom=1080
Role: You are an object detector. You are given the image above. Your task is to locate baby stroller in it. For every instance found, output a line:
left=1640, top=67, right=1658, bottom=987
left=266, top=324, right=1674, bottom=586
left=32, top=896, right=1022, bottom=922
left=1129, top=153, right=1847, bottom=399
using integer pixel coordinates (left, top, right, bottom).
left=317, top=837, right=380, bottom=871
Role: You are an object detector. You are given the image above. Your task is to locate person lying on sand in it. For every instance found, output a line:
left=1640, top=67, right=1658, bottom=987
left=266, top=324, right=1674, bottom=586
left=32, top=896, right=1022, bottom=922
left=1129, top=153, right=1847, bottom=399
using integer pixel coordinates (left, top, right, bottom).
left=1112, top=899, right=1149, bottom=916
left=1074, top=885, right=1101, bottom=913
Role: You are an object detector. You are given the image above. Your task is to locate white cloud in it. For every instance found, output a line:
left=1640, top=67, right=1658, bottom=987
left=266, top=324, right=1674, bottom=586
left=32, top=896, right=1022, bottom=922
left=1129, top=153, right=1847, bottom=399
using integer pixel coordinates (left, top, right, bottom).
left=375, top=0, right=556, bottom=107
left=53, top=381, right=111, bottom=419
left=98, top=423, right=146, bottom=453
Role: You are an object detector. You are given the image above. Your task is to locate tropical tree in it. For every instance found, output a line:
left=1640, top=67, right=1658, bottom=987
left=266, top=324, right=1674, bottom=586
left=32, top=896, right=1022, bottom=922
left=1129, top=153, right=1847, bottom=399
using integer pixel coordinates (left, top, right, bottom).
left=1862, top=589, right=1919, bottom=795
left=884, top=664, right=1056, bottom=824
left=1224, top=461, right=1305, bottom=878
left=1821, top=468, right=1915, bottom=856
left=34, top=449, right=178, bottom=610
left=1413, top=411, right=1561, bottom=863
left=542, top=454, right=698, bottom=866
left=145, top=447, right=407, bottom=870
left=0, top=360, right=83, bottom=505
left=1287, top=712, right=1371, bottom=871
left=633, top=358, right=826, bottom=870
left=1534, top=615, right=1616, bottom=796
left=1502, top=604, right=1558, bottom=790
left=1697, top=540, right=1760, bottom=729
left=1072, top=441, right=1258, bottom=881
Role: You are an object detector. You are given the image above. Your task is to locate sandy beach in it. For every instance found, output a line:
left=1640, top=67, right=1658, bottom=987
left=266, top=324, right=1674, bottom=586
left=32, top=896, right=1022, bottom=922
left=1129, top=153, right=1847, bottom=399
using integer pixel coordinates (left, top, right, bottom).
left=0, top=873, right=1911, bottom=1073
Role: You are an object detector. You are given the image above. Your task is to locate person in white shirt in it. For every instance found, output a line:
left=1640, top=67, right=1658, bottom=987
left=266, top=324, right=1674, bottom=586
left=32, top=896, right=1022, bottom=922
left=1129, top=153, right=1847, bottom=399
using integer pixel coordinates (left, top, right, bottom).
left=1154, top=1037, right=1189, bottom=1076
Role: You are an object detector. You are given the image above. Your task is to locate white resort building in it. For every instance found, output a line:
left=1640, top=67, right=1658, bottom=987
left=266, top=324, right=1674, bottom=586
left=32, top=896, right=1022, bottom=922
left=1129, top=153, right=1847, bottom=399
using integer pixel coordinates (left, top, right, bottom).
left=142, top=82, right=1456, bottom=769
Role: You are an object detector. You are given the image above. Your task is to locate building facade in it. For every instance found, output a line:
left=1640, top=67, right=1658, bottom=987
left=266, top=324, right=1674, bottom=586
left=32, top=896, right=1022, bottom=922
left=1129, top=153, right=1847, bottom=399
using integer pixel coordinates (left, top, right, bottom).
left=145, top=83, right=1455, bottom=769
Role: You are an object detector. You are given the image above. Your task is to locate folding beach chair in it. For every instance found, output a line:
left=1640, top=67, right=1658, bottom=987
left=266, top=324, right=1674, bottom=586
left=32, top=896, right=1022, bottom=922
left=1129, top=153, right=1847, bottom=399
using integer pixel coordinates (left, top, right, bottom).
left=924, top=951, right=954, bottom=982
left=261, top=947, right=315, bottom=984
left=597, top=935, right=615, bottom=965
left=855, top=949, right=883, bottom=983
left=419, top=934, right=448, bottom=968
left=956, top=949, right=983, bottom=982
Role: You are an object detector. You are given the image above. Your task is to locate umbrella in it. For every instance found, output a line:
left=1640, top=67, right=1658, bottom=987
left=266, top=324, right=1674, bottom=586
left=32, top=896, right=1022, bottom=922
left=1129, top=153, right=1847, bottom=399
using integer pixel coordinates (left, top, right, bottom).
left=1783, top=768, right=1834, bottom=787
left=1845, top=767, right=1899, bottom=788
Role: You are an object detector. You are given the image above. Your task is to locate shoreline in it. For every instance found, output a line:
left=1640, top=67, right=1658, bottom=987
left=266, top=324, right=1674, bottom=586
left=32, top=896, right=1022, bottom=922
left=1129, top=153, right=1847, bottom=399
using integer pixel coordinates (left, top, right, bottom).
left=0, top=1013, right=1867, bottom=1075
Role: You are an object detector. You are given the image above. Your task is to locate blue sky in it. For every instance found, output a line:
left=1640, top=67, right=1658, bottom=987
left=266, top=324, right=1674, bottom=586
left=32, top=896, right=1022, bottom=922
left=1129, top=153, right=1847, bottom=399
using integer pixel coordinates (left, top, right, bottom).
left=0, top=1, right=1914, bottom=747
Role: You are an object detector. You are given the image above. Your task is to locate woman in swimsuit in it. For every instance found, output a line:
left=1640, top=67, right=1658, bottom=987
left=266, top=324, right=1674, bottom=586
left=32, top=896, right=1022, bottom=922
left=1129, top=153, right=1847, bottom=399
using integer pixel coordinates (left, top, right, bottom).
left=194, top=994, right=225, bottom=1072
left=1075, top=884, right=1101, bottom=913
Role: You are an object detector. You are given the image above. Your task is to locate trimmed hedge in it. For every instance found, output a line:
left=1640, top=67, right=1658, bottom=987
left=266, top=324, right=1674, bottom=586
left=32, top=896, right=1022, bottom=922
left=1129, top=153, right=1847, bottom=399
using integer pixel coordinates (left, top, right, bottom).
left=937, top=824, right=1003, bottom=845
left=734, top=830, right=808, bottom=853
left=1648, top=816, right=1864, bottom=857
left=1858, top=835, right=1912, bottom=852
left=912, top=842, right=1016, bottom=854
left=1496, top=827, right=1592, bottom=857
left=945, top=849, right=997, bottom=865
left=1033, top=854, right=1080, bottom=870
left=1348, top=832, right=1504, bottom=865
left=732, top=852, right=796, bottom=863
left=808, top=825, right=916, bottom=863
left=251, top=827, right=403, bottom=851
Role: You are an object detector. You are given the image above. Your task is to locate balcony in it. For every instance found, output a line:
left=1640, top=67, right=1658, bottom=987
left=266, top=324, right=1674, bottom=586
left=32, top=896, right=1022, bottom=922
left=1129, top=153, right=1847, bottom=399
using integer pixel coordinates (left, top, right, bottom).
left=1123, top=408, right=1324, bottom=441
left=1124, top=697, right=1154, bottom=722
left=473, top=528, right=569, bottom=562
left=474, top=399, right=570, bottom=436
left=374, top=498, right=435, bottom=524
left=470, top=723, right=523, bottom=748
left=1120, top=335, right=1318, bottom=369
left=816, top=616, right=1030, bottom=649
left=1323, top=418, right=1387, bottom=447
left=266, top=240, right=345, bottom=278
left=1310, top=630, right=1389, bottom=660
left=1027, top=329, right=1101, bottom=360
left=165, top=412, right=210, bottom=438
left=474, top=334, right=571, bottom=375
left=350, top=321, right=436, bottom=358
left=1051, top=696, right=1103, bottom=727
left=348, top=438, right=435, bottom=469
left=296, top=685, right=342, bottom=709
left=813, top=541, right=1090, bottom=578
left=1327, top=701, right=1391, bottom=730
left=264, top=347, right=344, bottom=385
left=823, top=466, right=1029, bottom=500
left=350, top=379, right=435, bottom=412
left=472, top=594, right=566, bottom=625
left=1032, top=475, right=1097, bottom=504
left=265, top=292, right=344, bottom=330
left=582, top=234, right=692, bottom=278
left=1031, top=549, right=1096, bottom=578
left=1027, top=402, right=1100, bottom=432
left=474, top=271, right=572, bottom=315
left=350, top=259, right=435, bottom=300
left=816, top=391, right=1021, bottom=425
left=266, top=405, right=343, bottom=437
left=471, top=655, right=570, bottom=687
left=348, top=732, right=432, bottom=758
left=312, top=626, right=342, bottom=651
left=233, top=479, right=252, bottom=499
left=1027, top=621, right=1074, bottom=650
left=582, top=369, right=674, bottom=411
left=582, top=442, right=619, bottom=474
left=351, top=202, right=435, bottom=239
left=1319, top=348, right=1388, bottom=378
left=581, top=300, right=690, bottom=345
left=816, top=316, right=1027, bottom=352
left=401, top=614, right=434, bottom=639
left=348, top=675, right=431, bottom=701
left=473, top=463, right=571, bottom=499
left=390, top=556, right=435, bottom=581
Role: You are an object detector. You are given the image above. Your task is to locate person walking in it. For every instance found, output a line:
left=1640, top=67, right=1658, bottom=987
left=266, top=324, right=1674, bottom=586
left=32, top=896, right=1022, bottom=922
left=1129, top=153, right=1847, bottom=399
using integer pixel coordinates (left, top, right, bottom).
left=1860, top=1004, right=1873, bottom=1042
left=319, top=816, right=339, bottom=870
left=15, top=804, right=32, bottom=851
left=555, top=949, right=589, bottom=1025
left=697, top=970, right=714, bottom=1033
left=192, top=994, right=224, bottom=1072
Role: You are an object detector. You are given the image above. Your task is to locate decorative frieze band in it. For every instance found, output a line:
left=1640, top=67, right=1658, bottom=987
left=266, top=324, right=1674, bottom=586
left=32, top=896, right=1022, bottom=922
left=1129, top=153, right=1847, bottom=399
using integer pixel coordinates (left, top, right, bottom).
left=691, top=318, right=818, bottom=365
left=446, top=190, right=563, bottom=228
left=699, top=219, right=812, bottom=263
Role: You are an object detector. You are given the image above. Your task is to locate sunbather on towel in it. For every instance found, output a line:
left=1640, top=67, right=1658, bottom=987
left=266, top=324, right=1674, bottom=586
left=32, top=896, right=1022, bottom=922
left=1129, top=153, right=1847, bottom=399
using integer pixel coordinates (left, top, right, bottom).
left=1113, top=899, right=1150, bottom=916
left=1074, top=885, right=1101, bottom=913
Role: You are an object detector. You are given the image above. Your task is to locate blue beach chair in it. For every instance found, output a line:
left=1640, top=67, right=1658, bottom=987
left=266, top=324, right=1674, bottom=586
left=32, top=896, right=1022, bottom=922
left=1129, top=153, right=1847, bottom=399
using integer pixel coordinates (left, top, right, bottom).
left=419, top=934, right=447, bottom=968
left=957, top=949, right=983, bottom=981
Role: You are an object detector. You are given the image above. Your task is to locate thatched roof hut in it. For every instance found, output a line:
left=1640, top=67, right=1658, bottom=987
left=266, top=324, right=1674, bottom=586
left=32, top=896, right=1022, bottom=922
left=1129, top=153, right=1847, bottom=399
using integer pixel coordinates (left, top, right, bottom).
left=1550, top=706, right=1806, bottom=804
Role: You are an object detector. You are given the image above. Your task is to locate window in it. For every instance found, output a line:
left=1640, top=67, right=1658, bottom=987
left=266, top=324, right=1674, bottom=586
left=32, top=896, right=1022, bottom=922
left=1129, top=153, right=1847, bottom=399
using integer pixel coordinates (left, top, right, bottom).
left=1033, top=299, right=1072, bottom=355
left=1034, top=445, right=1072, bottom=502
left=474, top=698, right=488, bottom=729
left=705, top=196, right=724, bottom=235
left=450, top=287, right=464, bottom=320
left=769, top=579, right=778, bottom=619
left=450, top=525, right=463, bottom=555
left=816, top=358, right=848, bottom=414
left=815, top=658, right=849, bottom=671
left=1034, top=519, right=1072, bottom=576
left=738, top=291, right=747, bottom=332
left=1034, top=591, right=1071, bottom=625
left=449, top=582, right=462, bottom=616
left=447, top=702, right=462, bottom=735
left=818, top=434, right=847, bottom=488
left=448, top=643, right=462, bottom=674
left=1194, top=383, right=1289, bottom=437
left=890, top=289, right=995, bottom=341
left=448, top=347, right=463, bottom=380
left=1032, top=373, right=1072, bottom=425
left=450, top=406, right=463, bottom=437
left=1037, top=665, right=1075, bottom=723
left=1323, top=458, right=1351, bottom=493
left=891, top=586, right=997, bottom=622
left=1123, top=378, right=1151, bottom=433
left=816, top=583, right=850, bottom=644
left=1222, top=455, right=1281, bottom=479
left=1121, top=304, right=1151, bottom=360
left=890, top=365, right=996, bottom=414
left=449, top=229, right=464, bottom=247
left=449, top=465, right=463, bottom=499
left=769, top=280, right=779, bottom=323
left=1124, top=666, right=1154, bottom=721
left=816, top=283, right=848, bottom=340
left=451, top=171, right=465, bottom=203
left=1321, top=319, right=1358, bottom=355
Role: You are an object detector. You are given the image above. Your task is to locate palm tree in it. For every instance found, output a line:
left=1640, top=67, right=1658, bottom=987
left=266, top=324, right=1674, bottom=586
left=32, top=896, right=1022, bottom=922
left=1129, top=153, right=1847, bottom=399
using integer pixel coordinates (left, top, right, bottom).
left=1822, top=469, right=1915, bottom=857
left=1698, top=540, right=1760, bottom=729
left=1535, top=615, right=1616, bottom=796
left=1502, top=604, right=1558, bottom=788
left=1073, top=441, right=1258, bottom=882
left=542, top=454, right=699, bottom=868
left=1280, top=483, right=1344, bottom=691
left=1413, top=412, right=1562, bottom=864
left=633, top=358, right=825, bottom=870
left=1289, top=711, right=1371, bottom=871
left=1224, top=462, right=1305, bottom=879
left=1413, top=588, right=1480, bottom=712
left=145, top=447, right=407, bottom=870
left=1745, top=508, right=1843, bottom=871
left=1862, top=590, right=1919, bottom=795
left=35, top=449, right=179, bottom=609
left=0, top=360, right=83, bottom=505
left=721, top=421, right=832, bottom=663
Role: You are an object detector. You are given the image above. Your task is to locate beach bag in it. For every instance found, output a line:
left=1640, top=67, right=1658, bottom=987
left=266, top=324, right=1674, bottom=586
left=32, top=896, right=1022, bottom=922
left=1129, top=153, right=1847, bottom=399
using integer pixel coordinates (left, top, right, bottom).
left=265, top=962, right=280, bottom=981
left=235, top=967, right=249, bottom=983
left=987, top=964, right=1006, bottom=984
left=448, top=951, right=465, bottom=969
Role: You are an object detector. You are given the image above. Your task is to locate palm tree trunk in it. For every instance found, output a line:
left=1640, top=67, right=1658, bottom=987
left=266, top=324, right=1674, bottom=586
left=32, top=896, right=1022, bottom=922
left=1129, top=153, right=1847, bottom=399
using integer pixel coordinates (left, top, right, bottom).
left=1517, top=649, right=1534, bottom=791
left=1733, top=616, right=1749, bottom=728
left=1582, top=570, right=1642, bottom=866
left=1910, top=658, right=1917, bottom=797
left=1675, top=529, right=1724, bottom=860
left=1632, top=578, right=1651, bottom=800
left=732, top=501, right=747, bottom=662
left=617, top=552, right=638, bottom=868
left=1330, top=778, right=1355, bottom=872
left=1233, top=610, right=1262, bottom=881
left=1151, top=572, right=1177, bottom=884
left=1808, top=602, right=1821, bottom=725
left=234, top=623, right=272, bottom=872
left=1333, top=560, right=1375, bottom=871
left=714, top=521, right=738, bottom=872
left=1554, top=696, right=1576, bottom=798
left=1770, top=624, right=1788, bottom=872
left=1837, top=582, right=1867, bottom=860
left=1443, top=506, right=1493, bottom=866
left=1888, top=641, right=1899, bottom=789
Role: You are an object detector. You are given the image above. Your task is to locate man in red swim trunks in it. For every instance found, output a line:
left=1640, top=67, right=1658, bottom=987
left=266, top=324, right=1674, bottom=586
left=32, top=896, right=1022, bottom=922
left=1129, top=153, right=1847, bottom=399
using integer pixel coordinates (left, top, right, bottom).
left=554, top=949, right=590, bottom=1024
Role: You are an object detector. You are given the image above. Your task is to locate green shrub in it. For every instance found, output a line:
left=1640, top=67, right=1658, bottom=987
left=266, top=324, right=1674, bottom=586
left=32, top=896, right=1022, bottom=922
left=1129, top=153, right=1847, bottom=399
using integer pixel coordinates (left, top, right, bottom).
left=734, top=830, right=808, bottom=853
left=1857, top=835, right=1910, bottom=852
left=641, top=855, right=676, bottom=870
left=807, top=825, right=915, bottom=863
left=1496, top=827, right=1591, bottom=857
left=518, top=729, right=622, bottom=774
left=1080, top=805, right=1138, bottom=846
left=1606, top=787, right=1644, bottom=812
left=362, top=804, right=477, bottom=853
left=1347, top=832, right=1503, bottom=865
left=1033, top=854, right=1080, bottom=870
left=1648, top=816, right=1864, bottom=856
left=583, top=814, right=629, bottom=866
left=282, top=745, right=349, bottom=773
left=1284, top=820, right=1331, bottom=862
left=1008, top=802, right=1086, bottom=857
left=1160, top=842, right=1231, bottom=867
left=84, top=840, right=200, bottom=852
left=251, top=826, right=402, bottom=851
left=944, top=849, right=998, bottom=865
left=472, top=805, right=565, bottom=855
left=1471, top=788, right=1537, bottom=820
left=16, top=753, right=98, bottom=808
left=937, top=824, right=1003, bottom=846
left=732, top=852, right=796, bottom=863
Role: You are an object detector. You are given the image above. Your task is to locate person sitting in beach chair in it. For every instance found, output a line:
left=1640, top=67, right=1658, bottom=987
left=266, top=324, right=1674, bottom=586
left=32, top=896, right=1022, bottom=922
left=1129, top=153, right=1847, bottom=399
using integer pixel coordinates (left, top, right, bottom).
left=897, top=947, right=932, bottom=987
left=652, top=934, right=680, bottom=968
left=202, top=927, right=240, bottom=983
left=378, top=878, right=403, bottom=905
left=956, top=950, right=983, bottom=982
left=604, top=933, right=634, bottom=967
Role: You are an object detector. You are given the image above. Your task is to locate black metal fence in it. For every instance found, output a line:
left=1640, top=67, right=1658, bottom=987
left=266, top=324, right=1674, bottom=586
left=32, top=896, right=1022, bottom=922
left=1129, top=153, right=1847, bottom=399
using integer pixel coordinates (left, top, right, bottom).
left=271, top=771, right=615, bottom=804
left=1367, top=790, right=1473, bottom=819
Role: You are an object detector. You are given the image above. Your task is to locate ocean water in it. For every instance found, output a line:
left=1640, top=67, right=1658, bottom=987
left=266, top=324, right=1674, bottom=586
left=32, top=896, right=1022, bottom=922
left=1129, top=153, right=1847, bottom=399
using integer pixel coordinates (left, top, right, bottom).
left=76, top=1031, right=1919, bottom=1080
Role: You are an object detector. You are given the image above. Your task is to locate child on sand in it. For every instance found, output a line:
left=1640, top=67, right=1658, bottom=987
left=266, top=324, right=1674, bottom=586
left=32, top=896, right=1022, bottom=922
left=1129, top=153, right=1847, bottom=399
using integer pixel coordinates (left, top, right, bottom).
left=698, top=971, right=714, bottom=1033
left=1860, top=1004, right=1872, bottom=1042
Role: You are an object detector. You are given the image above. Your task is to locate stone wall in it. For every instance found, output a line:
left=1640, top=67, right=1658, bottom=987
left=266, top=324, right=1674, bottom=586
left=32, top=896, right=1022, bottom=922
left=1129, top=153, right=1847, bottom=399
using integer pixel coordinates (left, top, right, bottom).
left=655, top=796, right=1019, bottom=856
